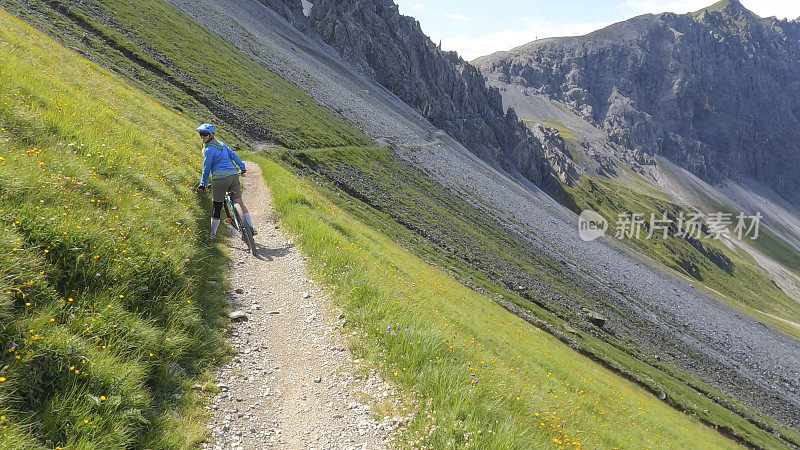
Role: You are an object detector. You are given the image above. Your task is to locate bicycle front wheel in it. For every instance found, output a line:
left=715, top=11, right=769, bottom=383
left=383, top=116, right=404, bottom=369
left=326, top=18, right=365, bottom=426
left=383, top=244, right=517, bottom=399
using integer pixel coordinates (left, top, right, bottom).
left=234, top=204, right=256, bottom=254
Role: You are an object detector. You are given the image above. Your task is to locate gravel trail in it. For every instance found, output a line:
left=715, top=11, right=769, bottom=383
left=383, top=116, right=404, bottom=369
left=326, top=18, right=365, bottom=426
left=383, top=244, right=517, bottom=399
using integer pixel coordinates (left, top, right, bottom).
left=204, top=162, right=399, bottom=449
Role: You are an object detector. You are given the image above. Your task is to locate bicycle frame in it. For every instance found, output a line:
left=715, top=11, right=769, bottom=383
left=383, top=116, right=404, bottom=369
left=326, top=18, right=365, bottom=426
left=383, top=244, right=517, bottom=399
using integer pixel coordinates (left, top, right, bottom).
left=222, top=192, right=242, bottom=232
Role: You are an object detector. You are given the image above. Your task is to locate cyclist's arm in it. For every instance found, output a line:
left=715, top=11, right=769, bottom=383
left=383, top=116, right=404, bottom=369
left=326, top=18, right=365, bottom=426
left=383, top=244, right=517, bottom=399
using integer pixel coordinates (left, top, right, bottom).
left=225, top=144, right=246, bottom=172
left=200, top=147, right=213, bottom=186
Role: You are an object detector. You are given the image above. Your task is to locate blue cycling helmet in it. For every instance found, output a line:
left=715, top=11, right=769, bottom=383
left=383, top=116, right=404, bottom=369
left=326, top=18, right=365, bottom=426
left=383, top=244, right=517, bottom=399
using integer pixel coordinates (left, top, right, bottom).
left=195, top=123, right=215, bottom=134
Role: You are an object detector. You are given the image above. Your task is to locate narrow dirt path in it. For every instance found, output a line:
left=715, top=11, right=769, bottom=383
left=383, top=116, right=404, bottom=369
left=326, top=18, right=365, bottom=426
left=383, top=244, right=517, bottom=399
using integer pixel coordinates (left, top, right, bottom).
left=204, top=162, right=400, bottom=449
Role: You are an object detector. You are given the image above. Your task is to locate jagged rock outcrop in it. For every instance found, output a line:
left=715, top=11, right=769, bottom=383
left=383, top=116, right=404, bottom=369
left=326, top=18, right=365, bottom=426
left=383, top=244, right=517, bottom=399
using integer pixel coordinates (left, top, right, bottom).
left=528, top=122, right=579, bottom=185
left=475, top=0, right=800, bottom=197
left=257, top=0, right=311, bottom=30
left=259, top=0, right=563, bottom=189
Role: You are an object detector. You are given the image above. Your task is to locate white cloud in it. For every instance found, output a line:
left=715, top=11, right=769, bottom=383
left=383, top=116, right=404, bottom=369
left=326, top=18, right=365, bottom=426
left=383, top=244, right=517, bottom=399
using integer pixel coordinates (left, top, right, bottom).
left=446, top=13, right=472, bottom=21
left=396, top=1, right=427, bottom=13
left=743, top=0, right=800, bottom=19
left=442, top=18, right=618, bottom=61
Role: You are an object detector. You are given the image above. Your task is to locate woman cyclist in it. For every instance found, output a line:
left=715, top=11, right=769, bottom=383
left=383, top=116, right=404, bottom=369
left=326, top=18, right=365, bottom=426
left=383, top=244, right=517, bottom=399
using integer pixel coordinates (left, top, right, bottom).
left=195, top=123, right=257, bottom=239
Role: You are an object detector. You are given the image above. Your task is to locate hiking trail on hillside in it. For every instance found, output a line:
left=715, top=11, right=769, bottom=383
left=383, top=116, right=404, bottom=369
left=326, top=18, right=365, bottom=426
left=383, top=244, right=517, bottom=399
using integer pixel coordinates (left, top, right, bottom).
left=203, top=162, right=403, bottom=449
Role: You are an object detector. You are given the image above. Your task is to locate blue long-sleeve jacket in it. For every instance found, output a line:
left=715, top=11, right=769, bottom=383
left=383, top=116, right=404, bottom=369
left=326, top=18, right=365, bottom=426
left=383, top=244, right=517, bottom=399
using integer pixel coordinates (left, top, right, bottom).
left=200, top=139, right=245, bottom=186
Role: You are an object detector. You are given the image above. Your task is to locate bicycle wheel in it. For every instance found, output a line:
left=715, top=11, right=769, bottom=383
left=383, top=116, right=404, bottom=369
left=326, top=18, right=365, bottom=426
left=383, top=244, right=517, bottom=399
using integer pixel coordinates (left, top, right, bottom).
left=231, top=203, right=245, bottom=240
left=234, top=204, right=256, bottom=254
left=244, top=221, right=256, bottom=254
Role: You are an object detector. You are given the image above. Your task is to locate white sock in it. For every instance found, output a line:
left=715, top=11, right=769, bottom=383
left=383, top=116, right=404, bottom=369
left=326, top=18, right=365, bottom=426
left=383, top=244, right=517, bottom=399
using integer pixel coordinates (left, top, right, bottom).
left=243, top=212, right=253, bottom=227
left=211, top=218, right=220, bottom=235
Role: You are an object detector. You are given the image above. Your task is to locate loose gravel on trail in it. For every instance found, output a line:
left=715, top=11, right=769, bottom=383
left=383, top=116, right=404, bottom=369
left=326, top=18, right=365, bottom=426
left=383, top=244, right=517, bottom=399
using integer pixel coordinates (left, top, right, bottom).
left=204, top=162, right=401, bottom=449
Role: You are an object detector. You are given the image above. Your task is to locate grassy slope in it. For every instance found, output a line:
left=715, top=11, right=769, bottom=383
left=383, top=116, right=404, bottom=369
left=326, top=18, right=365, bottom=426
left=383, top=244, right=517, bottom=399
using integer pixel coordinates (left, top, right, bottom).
left=561, top=173, right=800, bottom=340
left=262, top=147, right=800, bottom=448
left=249, top=151, right=740, bottom=449
left=535, top=116, right=800, bottom=338
left=539, top=113, right=800, bottom=335
left=747, top=226, right=800, bottom=275
left=0, top=8, right=234, bottom=448
left=1, top=0, right=371, bottom=151
left=2, top=0, right=795, bottom=447
left=658, top=157, right=800, bottom=278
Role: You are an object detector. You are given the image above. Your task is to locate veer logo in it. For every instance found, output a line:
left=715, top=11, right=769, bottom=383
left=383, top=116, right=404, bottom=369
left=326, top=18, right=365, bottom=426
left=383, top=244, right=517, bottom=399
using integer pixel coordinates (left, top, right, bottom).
left=578, top=210, right=608, bottom=242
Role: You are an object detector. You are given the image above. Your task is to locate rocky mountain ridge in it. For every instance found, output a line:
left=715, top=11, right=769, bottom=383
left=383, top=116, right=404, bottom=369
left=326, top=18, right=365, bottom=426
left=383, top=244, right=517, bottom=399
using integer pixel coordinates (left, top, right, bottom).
left=258, top=0, right=571, bottom=189
left=474, top=0, right=800, bottom=200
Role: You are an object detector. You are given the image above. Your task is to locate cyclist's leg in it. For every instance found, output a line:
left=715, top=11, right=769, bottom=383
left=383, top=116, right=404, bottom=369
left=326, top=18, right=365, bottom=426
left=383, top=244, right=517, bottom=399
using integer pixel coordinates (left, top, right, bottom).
left=233, top=197, right=248, bottom=213
left=234, top=199, right=256, bottom=233
left=233, top=197, right=255, bottom=230
left=209, top=178, right=229, bottom=238
left=210, top=201, right=223, bottom=237
left=229, top=175, right=246, bottom=211
left=230, top=176, right=255, bottom=232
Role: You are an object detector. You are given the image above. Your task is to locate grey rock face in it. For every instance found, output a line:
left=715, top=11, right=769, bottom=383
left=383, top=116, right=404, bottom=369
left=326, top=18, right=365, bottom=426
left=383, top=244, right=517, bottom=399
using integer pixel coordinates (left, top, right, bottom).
left=475, top=0, right=800, bottom=198
left=256, top=0, right=309, bottom=29
left=260, top=0, right=562, bottom=189
left=528, top=122, right=579, bottom=185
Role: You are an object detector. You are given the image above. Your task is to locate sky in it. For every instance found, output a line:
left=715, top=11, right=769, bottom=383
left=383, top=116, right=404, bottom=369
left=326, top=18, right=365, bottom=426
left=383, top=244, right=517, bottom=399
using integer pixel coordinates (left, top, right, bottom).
left=394, top=0, right=800, bottom=60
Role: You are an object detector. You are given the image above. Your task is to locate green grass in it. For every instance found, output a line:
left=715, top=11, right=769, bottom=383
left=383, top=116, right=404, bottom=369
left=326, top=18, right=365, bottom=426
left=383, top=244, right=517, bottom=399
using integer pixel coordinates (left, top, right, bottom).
left=2, top=0, right=371, bottom=151
left=561, top=175, right=800, bottom=340
left=538, top=119, right=578, bottom=142
left=249, top=151, right=742, bottom=449
left=656, top=159, right=800, bottom=282
left=268, top=145, right=800, bottom=448
left=0, top=9, right=230, bottom=447
left=4, top=0, right=797, bottom=447
left=748, top=226, right=800, bottom=275
left=522, top=118, right=583, bottom=162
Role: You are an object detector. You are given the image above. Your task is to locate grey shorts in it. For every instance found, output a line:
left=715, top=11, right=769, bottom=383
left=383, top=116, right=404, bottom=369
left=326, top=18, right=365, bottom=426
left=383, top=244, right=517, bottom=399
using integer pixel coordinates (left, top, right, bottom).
left=211, top=174, right=242, bottom=203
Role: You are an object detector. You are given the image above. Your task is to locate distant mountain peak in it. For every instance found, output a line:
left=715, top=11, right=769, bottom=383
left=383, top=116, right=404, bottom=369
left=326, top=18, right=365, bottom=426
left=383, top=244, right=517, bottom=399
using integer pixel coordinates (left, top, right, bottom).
left=693, top=0, right=756, bottom=19
left=704, top=0, right=742, bottom=12
left=474, top=0, right=800, bottom=197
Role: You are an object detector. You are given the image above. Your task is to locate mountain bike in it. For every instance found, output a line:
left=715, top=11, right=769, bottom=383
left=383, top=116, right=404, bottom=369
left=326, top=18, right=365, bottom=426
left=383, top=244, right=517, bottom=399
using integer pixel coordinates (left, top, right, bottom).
left=222, top=187, right=257, bottom=254
left=198, top=173, right=257, bottom=254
